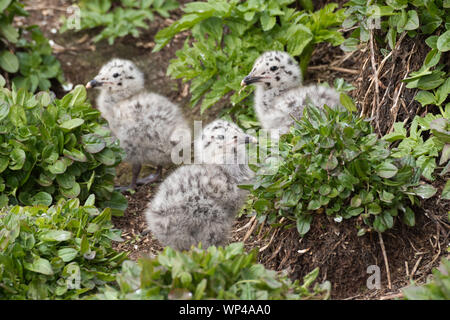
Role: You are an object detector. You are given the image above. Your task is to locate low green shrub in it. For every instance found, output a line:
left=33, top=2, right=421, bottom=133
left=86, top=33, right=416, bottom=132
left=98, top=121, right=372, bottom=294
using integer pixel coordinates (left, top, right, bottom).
left=383, top=103, right=450, bottom=199
left=153, top=0, right=346, bottom=113
left=245, top=105, right=436, bottom=236
left=0, top=197, right=127, bottom=299
left=342, top=0, right=449, bottom=121
left=93, top=242, right=330, bottom=300
left=341, top=0, right=449, bottom=201
left=60, top=0, right=180, bottom=45
left=0, top=0, right=64, bottom=92
left=403, top=257, right=450, bottom=300
left=0, top=84, right=127, bottom=214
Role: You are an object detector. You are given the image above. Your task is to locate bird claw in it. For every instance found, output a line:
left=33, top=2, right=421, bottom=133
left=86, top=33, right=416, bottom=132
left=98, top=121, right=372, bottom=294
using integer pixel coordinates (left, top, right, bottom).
left=115, top=185, right=136, bottom=193
left=136, top=173, right=161, bottom=186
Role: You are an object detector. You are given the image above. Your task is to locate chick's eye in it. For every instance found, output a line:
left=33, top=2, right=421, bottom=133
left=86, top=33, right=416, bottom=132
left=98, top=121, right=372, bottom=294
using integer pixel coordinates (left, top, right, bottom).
left=270, top=66, right=278, bottom=71
left=113, top=73, right=120, bottom=78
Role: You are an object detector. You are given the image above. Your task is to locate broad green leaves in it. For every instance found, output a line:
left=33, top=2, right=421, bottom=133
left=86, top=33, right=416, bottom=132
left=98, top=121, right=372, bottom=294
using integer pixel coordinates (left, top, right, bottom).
left=403, top=258, right=450, bottom=300
left=1, top=1, right=64, bottom=93
left=384, top=108, right=449, bottom=192
left=61, top=0, right=180, bottom=45
left=94, top=243, right=330, bottom=300
left=437, top=30, right=450, bottom=52
left=0, top=50, right=19, bottom=73
left=0, top=199, right=127, bottom=299
left=250, top=105, right=423, bottom=236
left=0, top=85, right=127, bottom=213
left=155, top=0, right=346, bottom=113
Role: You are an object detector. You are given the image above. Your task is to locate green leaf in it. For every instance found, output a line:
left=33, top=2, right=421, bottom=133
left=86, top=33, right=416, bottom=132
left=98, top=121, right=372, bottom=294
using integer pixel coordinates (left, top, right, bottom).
left=0, top=50, right=19, bottom=73
left=24, top=256, right=54, bottom=275
left=48, top=159, right=67, bottom=174
left=59, top=118, right=85, bottom=131
left=60, top=182, right=81, bottom=199
left=95, top=148, right=116, bottom=166
left=32, top=192, right=52, bottom=206
left=404, top=10, right=419, bottom=31
left=9, top=148, right=26, bottom=170
left=253, top=199, right=270, bottom=214
left=307, top=199, right=321, bottom=211
left=441, top=180, right=450, bottom=200
left=437, top=30, right=450, bottom=52
left=339, top=93, right=357, bottom=112
left=0, top=23, right=19, bottom=43
left=296, top=215, right=312, bottom=236
left=260, top=12, right=276, bottom=31
left=286, top=25, right=313, bottom=56
left=63, top=149, right=88, bottom=162
left=414, top=91, right=436, bottom=106
left=0, top=156, right=9, bottom=173
left=69, top=85, right=87, bottom=107
left=40, top=230, right=72, bottom=242
left=0, top=0, right=12, bottom=12
left=82, top=134, right=106, bottom=154
left=413, top=184, right=437, bottom=199
left=194, top=278, right=207, bottom=300
left=377, top=162, right=398, bottom=178
left=99, top=191, right=128, bottom=216
left=373, top=212, right=393, bottom=232
left=57, top=248, right=78, bottom=262
left=403, top=207, right=415, bottom=227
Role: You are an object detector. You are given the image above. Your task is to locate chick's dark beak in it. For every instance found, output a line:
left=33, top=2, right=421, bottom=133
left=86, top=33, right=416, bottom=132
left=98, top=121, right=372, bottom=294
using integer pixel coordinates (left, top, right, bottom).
left=241, top=75, right=263, bottom=86
left=86, top=79, right=102, bottom=89
left=244, top=135, right=257, bottom=144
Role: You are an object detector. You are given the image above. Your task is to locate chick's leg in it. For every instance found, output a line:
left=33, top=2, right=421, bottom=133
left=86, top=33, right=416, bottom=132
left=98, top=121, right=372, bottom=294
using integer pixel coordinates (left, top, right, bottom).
left=130, top=162, right=142, bottom=189
left=115, top=162, right=141, bottom=192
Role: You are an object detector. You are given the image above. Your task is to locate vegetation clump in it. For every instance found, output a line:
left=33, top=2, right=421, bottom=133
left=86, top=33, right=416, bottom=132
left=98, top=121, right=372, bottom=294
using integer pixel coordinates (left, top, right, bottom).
left=0, top=197, right=127, bottom=299
left=0, top=85, right=127, bottom=213
left=93, top=242, right=330, bottom=300
left=246, top=105, right=436, bottom=236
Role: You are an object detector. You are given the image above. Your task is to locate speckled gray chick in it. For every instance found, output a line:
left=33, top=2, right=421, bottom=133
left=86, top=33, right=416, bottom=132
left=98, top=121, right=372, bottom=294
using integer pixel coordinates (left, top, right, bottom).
left=144, top=119, right=256, bottom=251
left=87, top=59, right=191, bottom=189
left=242, top=51, right=343, bottom=134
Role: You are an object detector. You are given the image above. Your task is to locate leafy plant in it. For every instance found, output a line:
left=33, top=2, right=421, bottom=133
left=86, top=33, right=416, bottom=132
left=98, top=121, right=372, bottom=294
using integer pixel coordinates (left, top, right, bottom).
left=342, top=0, right=449, bottom=107
left=341, top=0, right=449, bottom=200
left=61, top=0, right=180, bottom=45
left=403, top=257, right=450, bottom=300
left=0, top=84, right=128, bottom=214
left=245, top=104, right=435, bottom=236
left=153, top=0, right=346, bottom=113
left=92, top=242, right=330, bottom=300
left=383, top=103, right=450, bottom=199
left=0, top=197, right=127, bottom=299
left=0, top=0, right=64, bottom=92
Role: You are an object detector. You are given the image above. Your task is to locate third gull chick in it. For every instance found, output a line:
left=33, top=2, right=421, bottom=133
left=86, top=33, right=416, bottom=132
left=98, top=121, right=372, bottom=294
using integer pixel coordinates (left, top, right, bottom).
left=242, top=51, right=343, bottom=134
left=144, top=119, right=256, bottom=251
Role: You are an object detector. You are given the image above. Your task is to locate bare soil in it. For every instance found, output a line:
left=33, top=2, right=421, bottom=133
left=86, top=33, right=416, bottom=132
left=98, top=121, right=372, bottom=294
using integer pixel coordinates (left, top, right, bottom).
left=22, top=0, right=450, bottom=300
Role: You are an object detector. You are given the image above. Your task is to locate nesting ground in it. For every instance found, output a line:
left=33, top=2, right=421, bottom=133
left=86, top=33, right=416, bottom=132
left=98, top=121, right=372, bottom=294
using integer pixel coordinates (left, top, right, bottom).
left=23, top=0, right=449, bottom=300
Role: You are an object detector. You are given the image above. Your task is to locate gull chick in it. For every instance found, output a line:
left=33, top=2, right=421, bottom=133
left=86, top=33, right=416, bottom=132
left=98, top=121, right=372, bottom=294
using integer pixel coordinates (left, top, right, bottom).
left=242, top=51, right=342, bottom=134
left=144, top=119, right=256, bottom=251
left=86, top=59, right=191, bottom=190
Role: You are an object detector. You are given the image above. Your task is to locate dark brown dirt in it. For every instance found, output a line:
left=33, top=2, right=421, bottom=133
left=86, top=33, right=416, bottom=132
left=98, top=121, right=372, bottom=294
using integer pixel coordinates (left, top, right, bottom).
left=21, top=0, right=450, bottom=300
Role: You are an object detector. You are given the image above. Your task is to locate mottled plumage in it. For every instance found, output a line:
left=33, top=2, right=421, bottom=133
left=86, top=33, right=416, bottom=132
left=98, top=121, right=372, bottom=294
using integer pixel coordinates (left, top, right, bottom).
left=242, top=51, right=342, bottom=134
left=145, top=120, right=256, bottom=251
left=87, top=59, right=191, bottom=189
